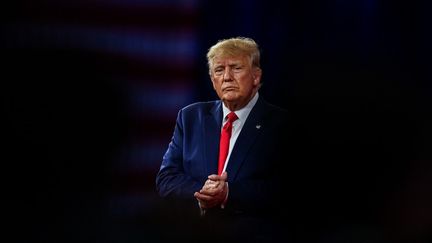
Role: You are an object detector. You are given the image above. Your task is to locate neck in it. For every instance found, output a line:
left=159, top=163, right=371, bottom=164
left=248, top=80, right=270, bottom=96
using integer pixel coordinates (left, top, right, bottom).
left=223, top=102, right=243, bottom=111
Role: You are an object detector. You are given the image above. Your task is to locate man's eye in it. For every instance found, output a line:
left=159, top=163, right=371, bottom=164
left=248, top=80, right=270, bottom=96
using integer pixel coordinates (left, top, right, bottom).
left=214, top=69, right=223, bottom=74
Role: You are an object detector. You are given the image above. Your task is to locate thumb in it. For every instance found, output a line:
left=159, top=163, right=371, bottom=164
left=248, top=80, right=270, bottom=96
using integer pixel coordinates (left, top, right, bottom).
left=208, top=171, right=228, bottom=181
left=221, top=171, right=228, bottom=181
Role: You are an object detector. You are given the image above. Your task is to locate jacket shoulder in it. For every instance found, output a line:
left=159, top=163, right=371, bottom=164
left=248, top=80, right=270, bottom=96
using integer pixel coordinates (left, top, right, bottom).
left=180, top=100, right=219, bottom=114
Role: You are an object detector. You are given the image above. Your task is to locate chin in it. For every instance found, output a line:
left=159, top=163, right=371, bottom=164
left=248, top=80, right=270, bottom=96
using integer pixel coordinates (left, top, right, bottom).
left=222, top=94, right=238, bottom=102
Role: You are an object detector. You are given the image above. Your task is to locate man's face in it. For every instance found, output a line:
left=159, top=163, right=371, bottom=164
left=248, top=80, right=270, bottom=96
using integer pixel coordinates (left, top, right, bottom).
left=210, top=55, right=261, bottom=109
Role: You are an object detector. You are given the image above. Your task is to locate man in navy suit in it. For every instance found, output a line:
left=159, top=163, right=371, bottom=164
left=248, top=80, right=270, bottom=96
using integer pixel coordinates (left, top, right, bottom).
left=156, top=37, right=291, bottom=241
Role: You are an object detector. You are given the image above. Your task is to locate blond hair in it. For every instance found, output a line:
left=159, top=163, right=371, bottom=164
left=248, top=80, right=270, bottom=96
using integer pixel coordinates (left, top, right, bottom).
left=206, top=37, right=261, bottom=73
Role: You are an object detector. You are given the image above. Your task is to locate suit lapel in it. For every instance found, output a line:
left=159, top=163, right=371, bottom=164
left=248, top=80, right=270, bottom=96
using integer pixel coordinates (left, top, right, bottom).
left=203, top=101, right=222, bottom=176
left=226, top=97, right=267, bottom=181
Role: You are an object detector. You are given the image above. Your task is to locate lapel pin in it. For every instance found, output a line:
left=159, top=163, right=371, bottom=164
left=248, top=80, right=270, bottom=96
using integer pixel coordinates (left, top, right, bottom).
left=256, top=125, right=261, bottom=129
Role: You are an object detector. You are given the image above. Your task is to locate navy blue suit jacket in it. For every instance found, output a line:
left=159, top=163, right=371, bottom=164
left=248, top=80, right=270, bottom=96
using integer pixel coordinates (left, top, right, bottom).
left=156, top=96, right=290, bottom=217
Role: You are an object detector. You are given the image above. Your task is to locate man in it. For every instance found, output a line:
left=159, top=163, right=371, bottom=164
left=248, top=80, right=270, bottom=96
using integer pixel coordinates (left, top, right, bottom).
left=156, top=37, right=292, bottom=241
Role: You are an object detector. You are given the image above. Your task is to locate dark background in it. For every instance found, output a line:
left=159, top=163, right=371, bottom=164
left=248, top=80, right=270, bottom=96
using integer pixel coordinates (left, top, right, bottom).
left=1, top=0, right=431, bottom=242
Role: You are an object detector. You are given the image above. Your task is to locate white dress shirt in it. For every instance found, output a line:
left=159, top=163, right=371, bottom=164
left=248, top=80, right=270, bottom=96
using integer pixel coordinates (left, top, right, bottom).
left=220, top=92, right=259, bottom=173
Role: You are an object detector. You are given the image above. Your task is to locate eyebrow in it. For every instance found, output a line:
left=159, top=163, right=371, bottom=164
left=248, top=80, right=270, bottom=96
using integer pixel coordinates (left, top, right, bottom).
left=214, top=62, right=243, bottom=69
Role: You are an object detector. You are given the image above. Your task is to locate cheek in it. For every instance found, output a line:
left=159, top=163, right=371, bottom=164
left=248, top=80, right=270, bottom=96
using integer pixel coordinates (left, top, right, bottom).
left=212, top=79, right=222, bottom=90
left=211, top=76, right=218, bottom=86
left=238, top=78, right=253, bottom=90
left=214, top=77, right=222, bottom=83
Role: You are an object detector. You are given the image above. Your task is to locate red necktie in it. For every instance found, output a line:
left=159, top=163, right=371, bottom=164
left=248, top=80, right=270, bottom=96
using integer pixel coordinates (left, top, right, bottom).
left=218, top=111, right=238, bottom=175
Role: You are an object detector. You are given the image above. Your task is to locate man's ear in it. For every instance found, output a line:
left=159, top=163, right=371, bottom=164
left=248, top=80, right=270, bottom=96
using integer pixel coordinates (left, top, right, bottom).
left=253, top=68, right=262, bottom=85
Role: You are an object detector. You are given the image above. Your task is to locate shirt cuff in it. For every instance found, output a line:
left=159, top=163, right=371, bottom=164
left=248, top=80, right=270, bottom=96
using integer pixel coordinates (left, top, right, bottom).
left=198, top=201, right=206, bottom=216
left=221, top=182, right=229, bottom=209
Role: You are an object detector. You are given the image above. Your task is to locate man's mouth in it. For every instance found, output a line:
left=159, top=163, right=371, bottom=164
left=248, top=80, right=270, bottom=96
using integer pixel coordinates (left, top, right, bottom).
left=223, top=87, right=237, bottom=92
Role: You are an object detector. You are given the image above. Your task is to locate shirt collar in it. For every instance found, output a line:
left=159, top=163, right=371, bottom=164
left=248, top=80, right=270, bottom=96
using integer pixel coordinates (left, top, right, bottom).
left=222, top=92, right=259, bottom=122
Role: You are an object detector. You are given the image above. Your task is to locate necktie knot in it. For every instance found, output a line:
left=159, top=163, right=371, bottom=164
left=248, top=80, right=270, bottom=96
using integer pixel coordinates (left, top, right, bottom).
left=226, top=112, right=238, bottom=123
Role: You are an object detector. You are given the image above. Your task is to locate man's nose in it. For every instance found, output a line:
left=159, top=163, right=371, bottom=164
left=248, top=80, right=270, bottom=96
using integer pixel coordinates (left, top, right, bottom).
left=223, top=68, right=233, bottom=81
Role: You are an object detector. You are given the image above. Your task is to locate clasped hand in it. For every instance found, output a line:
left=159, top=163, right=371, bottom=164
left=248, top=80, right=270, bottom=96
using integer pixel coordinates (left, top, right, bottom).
left=194, top=172, right=228, bottom=209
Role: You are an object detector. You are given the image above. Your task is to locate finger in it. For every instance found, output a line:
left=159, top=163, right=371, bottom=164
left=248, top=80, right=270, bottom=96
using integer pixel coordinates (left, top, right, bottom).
left=207, top=174, right=220, bottom=180
left=194, top=192, right=214, bottom=201
left=203, top=180, right=219, bottom=188
left=200, top=186, right=222, bottom=196
left=204, top=183, right=219, bottom=191
left=207, top=175, right=223, bottom=181
left=210, top=180, right=224, bottom=189
left=204, top=180, right=217, bottom=187
left=194, top=192, right=209, bottom=200
left=208, top=171, right=228, bottom=181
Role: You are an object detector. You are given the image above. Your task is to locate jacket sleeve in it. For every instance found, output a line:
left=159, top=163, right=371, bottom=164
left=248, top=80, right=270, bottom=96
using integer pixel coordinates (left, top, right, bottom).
left=155, top=109, right=202, bottom=200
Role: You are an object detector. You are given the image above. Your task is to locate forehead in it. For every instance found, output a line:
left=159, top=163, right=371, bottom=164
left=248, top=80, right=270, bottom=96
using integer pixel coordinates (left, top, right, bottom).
left=212, top=55, right=249, bottom=67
